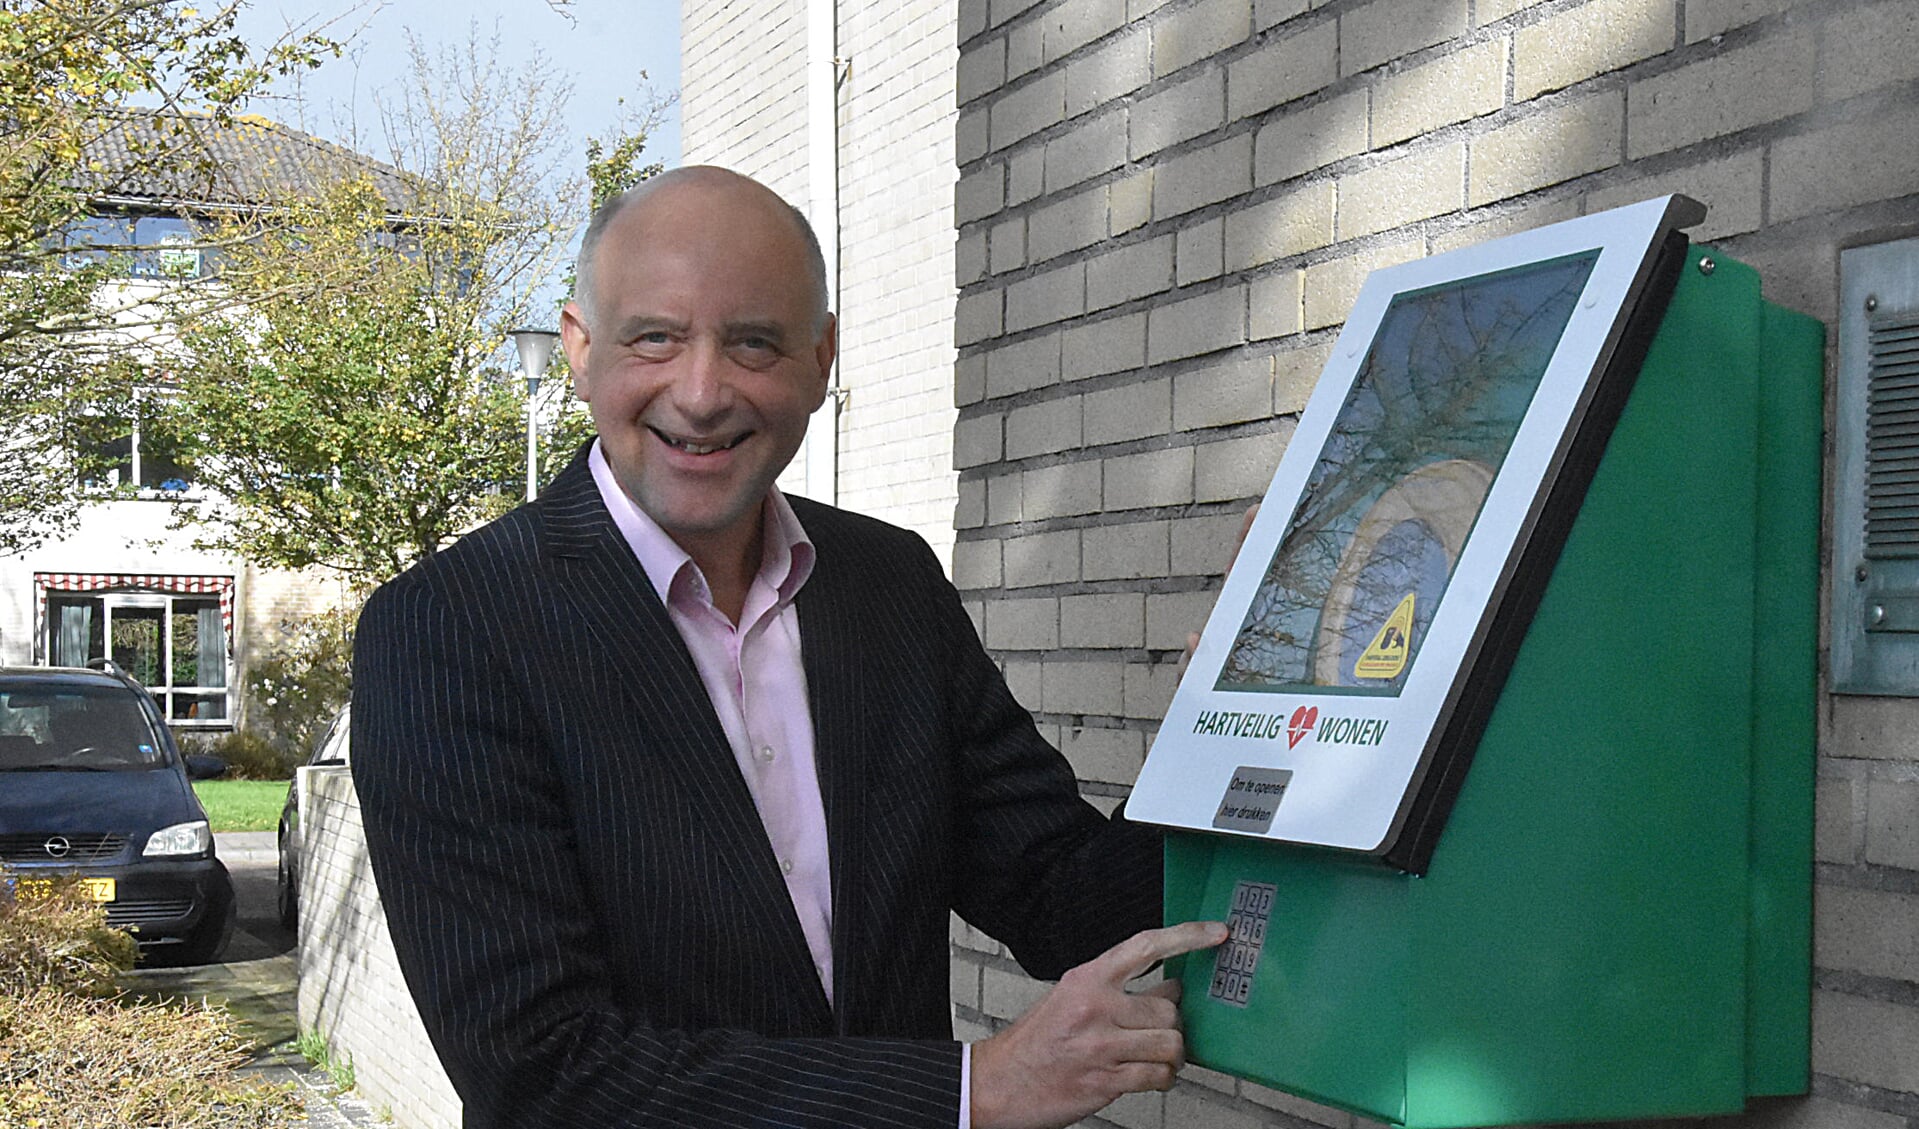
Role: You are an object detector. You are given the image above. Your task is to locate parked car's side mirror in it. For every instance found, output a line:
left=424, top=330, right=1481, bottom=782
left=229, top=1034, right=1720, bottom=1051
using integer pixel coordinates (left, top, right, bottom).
left=185, top=754, right=229, bottom=781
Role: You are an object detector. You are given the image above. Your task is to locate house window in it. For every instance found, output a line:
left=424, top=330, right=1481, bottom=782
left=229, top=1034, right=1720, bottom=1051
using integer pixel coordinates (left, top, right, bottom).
left=43, top=586, right=231, bottom=725
left=73, top=391, right=195, bottom=494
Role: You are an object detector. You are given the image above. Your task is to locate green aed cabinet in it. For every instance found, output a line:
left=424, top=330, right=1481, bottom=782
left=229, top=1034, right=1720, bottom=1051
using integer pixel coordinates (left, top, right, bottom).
left=1132, top=198, right=1823, bottom=1127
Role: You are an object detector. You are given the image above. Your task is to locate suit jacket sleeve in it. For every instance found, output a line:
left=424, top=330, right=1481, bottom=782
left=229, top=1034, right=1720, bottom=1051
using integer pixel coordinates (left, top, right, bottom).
left=351, top=564, right=965, bottom=1129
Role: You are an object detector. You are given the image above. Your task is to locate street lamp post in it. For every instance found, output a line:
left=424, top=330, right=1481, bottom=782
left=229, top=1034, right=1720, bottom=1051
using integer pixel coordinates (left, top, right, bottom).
left=511, top=327, right=560, bottom=502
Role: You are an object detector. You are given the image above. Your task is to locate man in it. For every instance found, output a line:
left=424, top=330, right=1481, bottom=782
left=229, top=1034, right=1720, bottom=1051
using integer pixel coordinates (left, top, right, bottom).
left=352, top=166, right=1224, bottom=1128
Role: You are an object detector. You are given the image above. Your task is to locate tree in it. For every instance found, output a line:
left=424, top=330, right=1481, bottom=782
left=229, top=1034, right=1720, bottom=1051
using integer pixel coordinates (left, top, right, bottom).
left=0, top=0, right=332, bottom=554
left=159, top=31, right=662, bottom=586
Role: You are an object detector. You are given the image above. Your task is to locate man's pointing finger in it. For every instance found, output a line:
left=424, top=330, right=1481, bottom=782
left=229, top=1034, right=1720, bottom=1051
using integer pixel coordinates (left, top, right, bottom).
left=1094, top=920, right=1229, bottom=985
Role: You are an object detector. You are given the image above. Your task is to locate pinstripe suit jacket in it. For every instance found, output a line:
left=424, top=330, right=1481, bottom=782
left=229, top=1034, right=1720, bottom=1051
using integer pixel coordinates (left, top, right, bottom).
left=351, top=451, right=1164, bottom=1128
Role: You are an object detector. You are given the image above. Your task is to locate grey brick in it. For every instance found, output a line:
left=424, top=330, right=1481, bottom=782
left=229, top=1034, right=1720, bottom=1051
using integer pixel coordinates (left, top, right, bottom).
left=1588, top=148, right=1764, bottom=242
left=958, top=105, right=990, bottom=165
left=1110, top=168, right=1155, bottom=233
left=1477, top=0, right=1545, bottom=24
left=955, top=288, right=1004, bottom=345
left=1772, top=109, right=1919, bottom=225
left=1175, top=354, right=1275, bottom=434
left=1152, top=131, right=1253, bottom=221
left=1007, top=18, right=1044, bottom=80
left=954, top=410, right=1003, bottom=468
left=1022, top=460, right=1103, bottom=519
left=1242, top=1082, right=1357, bottom=1127
left=987, top=471, right=1024, bottom=524
left=1154, top=0, right=1252, bottom=78
left=984, top=596, right=1061, bottom=650
left=1195, top=426, right=1291, bottom=502
left=1303, top=238, right=1423, bottom=329
left=1817, top=885, right=1919, bottom=983
left=950, top=957, right=980, bottom=1011
left=1273, top=337, right=1330, bottom=413
left=1255, top=89, right=1368, bottom=186
left=1338, top=142, right=1466, bottom=238
left=1816, top=776, right=1861, bottom=865
left=1061, top=593, right=1147, bottom=648
left=1005, top=528, right=1080, bottom=587
left=1339, top=0, right=1467, bottom=77
left=1042, top=659, right=1124, bottom=715
left=1028, top=185, right=1109, bottom=263
left=960, top=36, right=1008, bottom=105
left=1005, top=395, right=1084, bottom=459
left=1821, top=2, right=1919, bottom=104
left=1084, top=519, right=1172, bottom=579
left=1044, top=109, right=1127, bottom=194
left=1130, top=0, right=1172, bottom=16
left=1177, top=216, right=1226, bottom=287
left=982, top=963, right=1051, bottom=1016
left=1085, top=376, right=1172, bottom=445
left=1469, top=90, right=1623, bottom=206
left=1375, top=37, right=1507, bottom=146
left=1008, top=147, right=1045, bottom=206
left=1064, top=312, right=1148, bottom=380
left=1227, top=19, right=1338, bottom=121
left=1515, top=0, right=1673, bottom=101
left=1104, top=445, right=1196, bottom=509
left=990, top=70, right=1067, bottom=152
left=956, top=164, right=1005, bottom=224
left=1006, top=261, right=1087, bottom=332
left=1044, top=0, right=1128, bottom=64
left=1431, top=194, right=1581, bottom=253
left=1147, top=589, right=1223, bottom=649
left=960, top=0, right=990, bottom=41
left=1225, top=181, right=1336, bottom=271
left=1866, top=778, right=1919, bottom=871
left=1088, top=233, right=1177, bottom=312
left=1255, top=0, right=1309, bottom=31
left=1629, top=34, right=1815, bottom=160
left=958, top=228, right=988, bottom=285
left=1684, top=0, right=1800, bottom=43
left=1131, top=69, right=1226, bottom=160
left=956, top=478, right=986, bottom=529
left=953, top=537, right=1003, bottom=590
left=984, top=331, right=1061, bottom=398
left=1812, top=992, right=1919, bottom=1094
left=1251, top=269, right=1303, bottom=340
left=1067, top=29, right=1152, bottom=118
left=1058, top=723, right=1148, bottom=781
left=1101, top=1089, right=1166, bottom=1129
left=1173, top=510, right=1256, bottom=575
left=956, top=352, right=987, bottom=406
left=1123, top=657, right=1183, bottom=718
left=988, top=0, right=1045, bottom=29
left=1828, top=697, right=1919, bottom=761
left=989, top=216, right=1025, bottom=274
left=1003, top=658, right=1042, bottom=708
left=1148, top=283, right=1246, bottom=364
left=1168, top=1086, right=1271, bottom=1129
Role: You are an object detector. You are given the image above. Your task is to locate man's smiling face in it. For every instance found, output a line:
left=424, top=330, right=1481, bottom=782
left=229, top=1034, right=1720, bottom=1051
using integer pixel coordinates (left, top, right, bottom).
left=562, top=171, right=833, bottom=567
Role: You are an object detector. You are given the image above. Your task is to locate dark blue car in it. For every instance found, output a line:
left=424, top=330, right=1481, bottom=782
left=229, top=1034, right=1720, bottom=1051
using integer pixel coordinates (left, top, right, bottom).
left=0, top=665, right=235, bottom=964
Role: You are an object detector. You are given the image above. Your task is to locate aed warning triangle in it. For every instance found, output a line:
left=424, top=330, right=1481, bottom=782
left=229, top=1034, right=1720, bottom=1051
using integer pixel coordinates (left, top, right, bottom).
left=1354, top=592, right=1416, bottom=680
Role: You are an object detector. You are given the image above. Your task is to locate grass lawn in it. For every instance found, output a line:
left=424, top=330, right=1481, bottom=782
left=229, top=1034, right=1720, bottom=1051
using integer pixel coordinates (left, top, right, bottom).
left=193, top=779, right=288, bottom=833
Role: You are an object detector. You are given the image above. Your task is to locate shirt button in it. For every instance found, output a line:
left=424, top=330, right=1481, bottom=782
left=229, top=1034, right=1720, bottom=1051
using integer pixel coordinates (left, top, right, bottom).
left=758, top=746, right=776, bottom=763
left=781, top=858, right=795, bottom=875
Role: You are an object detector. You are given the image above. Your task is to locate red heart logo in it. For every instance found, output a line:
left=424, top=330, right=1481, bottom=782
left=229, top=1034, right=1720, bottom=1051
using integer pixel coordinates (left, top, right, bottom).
left=1286, top=705, right=1318, bottom=748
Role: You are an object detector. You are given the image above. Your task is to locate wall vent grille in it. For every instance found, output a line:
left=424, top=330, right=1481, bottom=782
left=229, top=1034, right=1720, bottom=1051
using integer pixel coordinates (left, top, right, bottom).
left=1866, top=310, right=1919, bottom=559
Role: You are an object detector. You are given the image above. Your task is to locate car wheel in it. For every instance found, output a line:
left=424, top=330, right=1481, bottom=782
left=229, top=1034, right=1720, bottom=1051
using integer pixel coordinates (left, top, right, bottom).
left=276, top=840, right=298, bottom=932
left=175, top=881, right=236, bottom=966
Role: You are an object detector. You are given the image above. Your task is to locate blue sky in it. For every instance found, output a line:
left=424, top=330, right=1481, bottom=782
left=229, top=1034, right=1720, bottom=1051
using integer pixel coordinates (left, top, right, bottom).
left=236, top=0, right=683, bottom=169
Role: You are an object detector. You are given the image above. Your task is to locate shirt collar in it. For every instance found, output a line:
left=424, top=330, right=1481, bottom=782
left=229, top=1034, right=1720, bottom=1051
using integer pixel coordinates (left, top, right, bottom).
left=588, top=439, right=815, bottom=611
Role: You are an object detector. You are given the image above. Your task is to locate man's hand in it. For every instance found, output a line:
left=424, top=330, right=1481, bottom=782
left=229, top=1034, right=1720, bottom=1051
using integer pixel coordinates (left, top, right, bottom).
left=969, top=920, right=1229, bottom=1129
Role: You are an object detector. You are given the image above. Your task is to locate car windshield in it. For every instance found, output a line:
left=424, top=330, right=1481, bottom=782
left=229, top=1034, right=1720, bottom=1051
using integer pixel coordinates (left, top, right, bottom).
left=0, top=680, right=168, bottom=771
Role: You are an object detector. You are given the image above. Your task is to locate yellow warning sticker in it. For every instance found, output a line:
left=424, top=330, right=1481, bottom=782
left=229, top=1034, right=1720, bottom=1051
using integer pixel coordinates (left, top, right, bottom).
left=1354, top=593, right=1416, bottom=680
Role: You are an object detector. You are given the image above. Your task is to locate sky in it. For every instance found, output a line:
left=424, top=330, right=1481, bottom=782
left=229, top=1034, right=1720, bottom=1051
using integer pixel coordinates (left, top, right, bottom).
left=234, top=0, right=683, bottom=170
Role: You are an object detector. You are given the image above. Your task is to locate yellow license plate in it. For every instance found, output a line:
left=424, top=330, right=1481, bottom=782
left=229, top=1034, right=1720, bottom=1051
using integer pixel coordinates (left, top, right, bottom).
left=15, top=876, right=115, bottom=902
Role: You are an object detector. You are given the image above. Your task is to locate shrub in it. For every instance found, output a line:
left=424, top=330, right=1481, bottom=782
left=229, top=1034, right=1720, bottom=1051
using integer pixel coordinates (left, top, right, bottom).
left=0, top=872, right=137, bottom=997
left=244, top=602, right=356, bottom=763
left=182, top=725, right=298, bottom=782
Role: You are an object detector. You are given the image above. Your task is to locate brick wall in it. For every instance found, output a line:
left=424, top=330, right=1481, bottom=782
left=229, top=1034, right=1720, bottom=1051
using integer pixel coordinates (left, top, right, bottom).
left=682, top=0, right=961, bottom=563
left=953, top=0, right=1919, bottom=1127
left=298, top=769, right=460, bottom=1129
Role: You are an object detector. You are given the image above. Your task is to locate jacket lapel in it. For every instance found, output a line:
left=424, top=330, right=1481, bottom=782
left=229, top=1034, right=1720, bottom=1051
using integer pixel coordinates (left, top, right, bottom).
left=539, top=452, right=834, bottom=1027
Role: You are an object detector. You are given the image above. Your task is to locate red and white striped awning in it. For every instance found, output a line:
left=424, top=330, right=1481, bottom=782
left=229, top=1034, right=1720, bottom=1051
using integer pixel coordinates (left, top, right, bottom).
left=33, top=573, right=236, bottom=659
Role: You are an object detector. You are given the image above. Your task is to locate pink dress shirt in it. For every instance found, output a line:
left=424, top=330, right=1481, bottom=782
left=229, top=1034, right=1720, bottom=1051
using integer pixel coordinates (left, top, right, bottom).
left=589, top=443, right=974, bottom=1126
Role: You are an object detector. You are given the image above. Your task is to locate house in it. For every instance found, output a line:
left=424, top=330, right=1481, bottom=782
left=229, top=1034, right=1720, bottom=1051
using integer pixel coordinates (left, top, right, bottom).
left=0, top=110, right=416, bottom=733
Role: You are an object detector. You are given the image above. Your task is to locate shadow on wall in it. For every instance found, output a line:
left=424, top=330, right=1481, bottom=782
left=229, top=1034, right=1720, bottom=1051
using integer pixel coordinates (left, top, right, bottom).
left=298, top=768, right=463, bottom=1129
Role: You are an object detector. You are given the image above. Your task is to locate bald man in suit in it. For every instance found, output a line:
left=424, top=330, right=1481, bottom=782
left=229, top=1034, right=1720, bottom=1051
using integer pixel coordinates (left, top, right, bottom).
left=352, top=166, right=1225, bottom=1129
